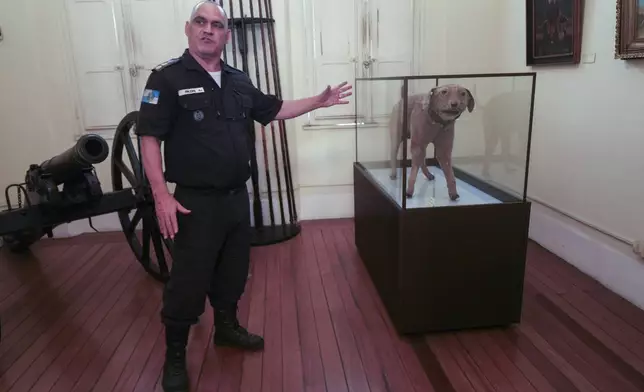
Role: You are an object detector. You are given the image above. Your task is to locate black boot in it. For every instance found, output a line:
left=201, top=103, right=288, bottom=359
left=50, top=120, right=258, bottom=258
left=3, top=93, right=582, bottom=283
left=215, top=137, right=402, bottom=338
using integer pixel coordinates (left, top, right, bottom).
left=162, top=325, right=190, bottom=392
left=214, top=306, right=264, bottom=351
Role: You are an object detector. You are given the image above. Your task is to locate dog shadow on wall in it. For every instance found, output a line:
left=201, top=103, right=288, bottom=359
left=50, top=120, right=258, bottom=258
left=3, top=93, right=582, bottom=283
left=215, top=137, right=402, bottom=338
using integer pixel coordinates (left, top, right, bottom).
left=475, top=88, right=532, bottom=179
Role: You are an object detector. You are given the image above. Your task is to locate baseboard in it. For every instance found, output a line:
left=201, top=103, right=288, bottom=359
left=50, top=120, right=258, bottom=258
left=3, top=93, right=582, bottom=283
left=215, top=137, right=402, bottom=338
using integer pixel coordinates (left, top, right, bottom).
left=528, top=201, right=644, bottom=311
left=52, top=213, right=124, bottom=238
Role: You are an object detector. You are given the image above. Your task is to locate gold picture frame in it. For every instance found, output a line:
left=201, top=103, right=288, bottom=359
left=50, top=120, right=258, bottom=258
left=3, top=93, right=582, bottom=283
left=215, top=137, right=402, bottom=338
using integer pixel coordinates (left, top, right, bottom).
left=615, top=0, right=644, bottom=59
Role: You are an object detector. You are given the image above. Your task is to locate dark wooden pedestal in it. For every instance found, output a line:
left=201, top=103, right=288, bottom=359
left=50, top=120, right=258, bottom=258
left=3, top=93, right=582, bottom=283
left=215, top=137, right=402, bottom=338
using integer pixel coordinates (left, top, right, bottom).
left=353, top=162, right=531, bottom=335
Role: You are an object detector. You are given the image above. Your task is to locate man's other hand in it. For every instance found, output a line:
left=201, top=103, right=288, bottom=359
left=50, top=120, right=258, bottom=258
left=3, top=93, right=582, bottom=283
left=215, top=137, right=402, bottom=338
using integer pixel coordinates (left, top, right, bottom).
left=154, top=192, right=191, bottom=239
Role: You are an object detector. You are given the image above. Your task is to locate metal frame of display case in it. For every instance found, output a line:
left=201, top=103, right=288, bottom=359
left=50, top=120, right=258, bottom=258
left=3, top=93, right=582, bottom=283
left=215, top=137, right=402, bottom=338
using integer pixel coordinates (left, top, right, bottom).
left=353, top=72, right=537, bottom=334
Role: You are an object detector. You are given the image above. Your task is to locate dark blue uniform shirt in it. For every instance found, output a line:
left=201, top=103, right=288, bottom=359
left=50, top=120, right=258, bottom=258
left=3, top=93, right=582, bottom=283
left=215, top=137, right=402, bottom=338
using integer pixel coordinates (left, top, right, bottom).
left=136, top=49, right=283, bottom=190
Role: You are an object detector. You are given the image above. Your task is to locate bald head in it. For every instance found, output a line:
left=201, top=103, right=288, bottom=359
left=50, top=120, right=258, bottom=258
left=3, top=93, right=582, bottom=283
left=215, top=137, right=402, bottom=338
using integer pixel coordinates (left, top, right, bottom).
left=190, top=1, right=228, bottom=29
left=185, top=0, right=231, bottom=61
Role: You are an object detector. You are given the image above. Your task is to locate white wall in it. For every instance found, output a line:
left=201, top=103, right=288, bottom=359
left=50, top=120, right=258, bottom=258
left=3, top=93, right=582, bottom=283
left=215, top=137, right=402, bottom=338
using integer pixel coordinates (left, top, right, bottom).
left=0, top=0, right=81, bottom=200
left=498, top=0, right=644, bottom=308
left=427, top=0, right=644, bottom=309
left=497, top=0, right=644, bottom=246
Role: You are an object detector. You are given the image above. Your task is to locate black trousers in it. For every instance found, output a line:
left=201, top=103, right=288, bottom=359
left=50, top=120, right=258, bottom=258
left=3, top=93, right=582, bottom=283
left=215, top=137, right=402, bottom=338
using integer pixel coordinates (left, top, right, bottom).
left=161, top=184, right=251, bottom=327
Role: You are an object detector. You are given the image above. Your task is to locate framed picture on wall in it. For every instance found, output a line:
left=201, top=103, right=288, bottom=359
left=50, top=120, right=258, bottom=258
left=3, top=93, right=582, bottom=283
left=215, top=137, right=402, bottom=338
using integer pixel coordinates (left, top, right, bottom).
left=615, top=0, right=644, bottom=59
left=525, top=0, right=584, bottom=66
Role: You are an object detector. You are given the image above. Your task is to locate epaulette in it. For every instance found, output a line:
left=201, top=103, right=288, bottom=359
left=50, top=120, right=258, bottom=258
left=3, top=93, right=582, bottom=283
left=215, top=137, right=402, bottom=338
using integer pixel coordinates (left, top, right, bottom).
left=153, top=57, right=181, bottom=72
left=222, top=63, right=244, bottom=75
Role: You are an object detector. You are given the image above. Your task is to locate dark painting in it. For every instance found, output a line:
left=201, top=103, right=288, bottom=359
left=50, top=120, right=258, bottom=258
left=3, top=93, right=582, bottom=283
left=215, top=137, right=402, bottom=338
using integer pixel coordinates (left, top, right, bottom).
left=526, top=0, right=583, bottom=65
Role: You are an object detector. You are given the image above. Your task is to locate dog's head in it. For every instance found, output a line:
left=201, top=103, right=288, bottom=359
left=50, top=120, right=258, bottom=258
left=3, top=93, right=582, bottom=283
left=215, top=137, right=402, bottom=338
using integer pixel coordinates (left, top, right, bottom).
left=422, top=84, right=475, bottom=122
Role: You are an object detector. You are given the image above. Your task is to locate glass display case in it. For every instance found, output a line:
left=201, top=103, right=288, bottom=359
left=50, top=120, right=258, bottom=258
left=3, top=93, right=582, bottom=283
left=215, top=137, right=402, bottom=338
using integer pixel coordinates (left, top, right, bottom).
left=352, top=72, right=536, bottom=335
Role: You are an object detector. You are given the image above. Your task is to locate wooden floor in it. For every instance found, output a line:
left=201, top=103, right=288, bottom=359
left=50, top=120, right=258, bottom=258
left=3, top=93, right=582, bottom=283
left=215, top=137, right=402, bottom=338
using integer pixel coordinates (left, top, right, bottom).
left=1, top=219, right=644, bottom=392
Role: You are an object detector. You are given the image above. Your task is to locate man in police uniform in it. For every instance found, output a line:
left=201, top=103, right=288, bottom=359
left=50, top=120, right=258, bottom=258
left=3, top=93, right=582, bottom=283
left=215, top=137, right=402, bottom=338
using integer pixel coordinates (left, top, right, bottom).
left=136, top=1, right=352, bottom=391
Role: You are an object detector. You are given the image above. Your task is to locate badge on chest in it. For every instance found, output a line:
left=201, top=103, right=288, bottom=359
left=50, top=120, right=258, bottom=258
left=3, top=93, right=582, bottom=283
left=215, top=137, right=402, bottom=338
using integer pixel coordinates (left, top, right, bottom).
left=193, top=110, right=204, bottom=122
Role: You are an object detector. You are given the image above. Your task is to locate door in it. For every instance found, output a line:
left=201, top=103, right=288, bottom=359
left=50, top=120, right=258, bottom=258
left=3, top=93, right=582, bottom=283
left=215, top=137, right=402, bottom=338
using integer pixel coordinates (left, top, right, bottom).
left=64, top=0, right=189, bottom=132
left=306, top=0, right=415, bottom=127
left=123, top=0, right=187, bottom=107
left=64, top=0, right=132, bottom=131
left=360, top=0, right=415, bottom=123
left=308, top=0, right=360, bottom=125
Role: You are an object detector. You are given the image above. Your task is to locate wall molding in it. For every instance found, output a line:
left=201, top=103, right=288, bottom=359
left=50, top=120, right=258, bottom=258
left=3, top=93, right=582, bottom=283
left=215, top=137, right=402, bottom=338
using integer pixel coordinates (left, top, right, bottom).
left=528, top=201, right=644, bottom=311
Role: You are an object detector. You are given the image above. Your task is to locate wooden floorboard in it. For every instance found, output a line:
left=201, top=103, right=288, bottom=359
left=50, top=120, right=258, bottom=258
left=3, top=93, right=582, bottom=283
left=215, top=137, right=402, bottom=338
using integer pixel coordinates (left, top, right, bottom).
left=1, top=218, right=644, bottom=391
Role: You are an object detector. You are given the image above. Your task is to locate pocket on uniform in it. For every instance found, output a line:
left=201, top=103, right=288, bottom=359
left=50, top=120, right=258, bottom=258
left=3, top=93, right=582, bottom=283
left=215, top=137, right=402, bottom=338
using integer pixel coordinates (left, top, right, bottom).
left=239, top=93, right=252, bottom=108
left=178, top=91, right=213, bottom=126
left=236, top=93, right=253, bottom=120
left=178, top=92, right=211, bottom=110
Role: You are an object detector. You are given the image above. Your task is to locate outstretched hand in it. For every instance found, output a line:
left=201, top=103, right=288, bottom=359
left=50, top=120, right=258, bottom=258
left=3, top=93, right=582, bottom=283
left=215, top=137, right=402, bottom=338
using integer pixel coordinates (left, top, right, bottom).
left=317, top=82, right=353, bottom=108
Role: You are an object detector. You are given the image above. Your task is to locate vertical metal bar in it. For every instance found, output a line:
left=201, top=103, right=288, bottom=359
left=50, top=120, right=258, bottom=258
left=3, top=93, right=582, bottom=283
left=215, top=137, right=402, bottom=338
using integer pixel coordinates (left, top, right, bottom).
left=401, top=78, right=408, bottom=210
left=264, top=0, right=297, bottom=223
left=221, top=0, right=227, bottom=64
left=249, top=0, right=275, bottom=226
left=238, top=0, right=249, bottom=73
left=354, top=80, right=359, bottom=163
left=434, top=78, right=438, bottom=160
left=257, top=0, right=285, bottom=226
left=523, top=74, right=537, bottom=203
left=236, top=0, right=262, bottom=228
left=228, top=0, right=237, bottom=67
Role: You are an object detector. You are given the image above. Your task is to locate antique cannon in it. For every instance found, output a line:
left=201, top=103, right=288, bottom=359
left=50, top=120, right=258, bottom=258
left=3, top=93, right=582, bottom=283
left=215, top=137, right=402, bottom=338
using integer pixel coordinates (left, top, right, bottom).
left=0, top=113, right=173, bottom=283
left=1, top=133, right=110, bottom=248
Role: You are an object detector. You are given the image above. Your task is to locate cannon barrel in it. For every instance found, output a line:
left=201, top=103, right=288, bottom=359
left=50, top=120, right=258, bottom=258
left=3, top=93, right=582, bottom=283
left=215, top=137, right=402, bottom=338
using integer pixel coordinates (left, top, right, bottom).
left=38, top=134, right=109, bottom=185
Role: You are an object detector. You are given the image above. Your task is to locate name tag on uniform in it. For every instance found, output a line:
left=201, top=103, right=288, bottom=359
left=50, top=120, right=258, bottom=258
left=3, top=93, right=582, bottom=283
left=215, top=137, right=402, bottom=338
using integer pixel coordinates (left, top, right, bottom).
left=178, top=87, right=205, bottom=96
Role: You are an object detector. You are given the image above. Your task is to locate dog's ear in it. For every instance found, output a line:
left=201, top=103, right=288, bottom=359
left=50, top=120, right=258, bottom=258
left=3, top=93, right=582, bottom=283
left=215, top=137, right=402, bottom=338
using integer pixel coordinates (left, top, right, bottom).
left=423, top=87, right=437, bottom=111
left=465, top=88, right=475, bottom=112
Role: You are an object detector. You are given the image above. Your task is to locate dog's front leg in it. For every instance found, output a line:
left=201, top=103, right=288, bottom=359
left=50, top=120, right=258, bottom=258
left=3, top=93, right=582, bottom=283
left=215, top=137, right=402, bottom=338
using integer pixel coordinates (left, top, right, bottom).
left=421, top=164, right=435, bottom=181
left=406, top=165, right=420, bottom=198
left=405, top=145, right=425, bottom=198
left=390, top=139, right=401, bottom=180
left=434, top=128, right=459, bottom=201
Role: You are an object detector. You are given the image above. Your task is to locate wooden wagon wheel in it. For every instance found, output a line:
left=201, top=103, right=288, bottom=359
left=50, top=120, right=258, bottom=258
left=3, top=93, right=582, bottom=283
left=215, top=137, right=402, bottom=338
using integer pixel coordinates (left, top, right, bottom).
left=111, top=111, right=173, bottom=283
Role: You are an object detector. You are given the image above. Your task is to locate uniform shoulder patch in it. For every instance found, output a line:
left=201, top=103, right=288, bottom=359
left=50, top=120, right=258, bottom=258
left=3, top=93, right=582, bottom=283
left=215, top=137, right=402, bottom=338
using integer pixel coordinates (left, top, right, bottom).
left=141, top=89, right=160, bottom=105
left=223, top=63, right=245, bottom=75
left=153, top=57, right=181, bottom=72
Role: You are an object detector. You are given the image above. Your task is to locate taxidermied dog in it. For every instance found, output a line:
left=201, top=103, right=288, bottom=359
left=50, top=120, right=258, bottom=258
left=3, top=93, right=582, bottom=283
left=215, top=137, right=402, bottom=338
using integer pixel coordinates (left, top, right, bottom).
left=389, top=84, right=475, bottom=200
